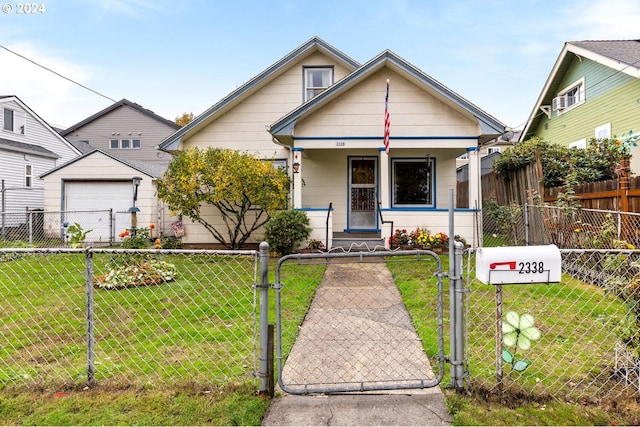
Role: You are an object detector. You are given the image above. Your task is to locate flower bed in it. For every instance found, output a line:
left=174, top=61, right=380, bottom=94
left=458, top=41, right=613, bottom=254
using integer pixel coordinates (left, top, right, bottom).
left=389, top=228, right=449, bottom=250
left=94, top=259, right=178, bottom=290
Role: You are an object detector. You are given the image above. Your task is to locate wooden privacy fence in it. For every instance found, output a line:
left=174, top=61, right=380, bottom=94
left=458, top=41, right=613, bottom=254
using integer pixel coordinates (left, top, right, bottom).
left=457, top=161, right=543, bottom=208
left=458, top=157, right=639, bottom=214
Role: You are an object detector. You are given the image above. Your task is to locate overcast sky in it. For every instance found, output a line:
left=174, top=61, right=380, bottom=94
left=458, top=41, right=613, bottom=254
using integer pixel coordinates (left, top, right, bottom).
left=1, top=0, right=639, bottom=130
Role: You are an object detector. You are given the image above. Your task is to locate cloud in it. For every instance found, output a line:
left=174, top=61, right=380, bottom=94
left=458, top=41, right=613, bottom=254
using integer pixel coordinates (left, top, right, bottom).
left=93, top=0, right=167, bottom=16
left=565, top=0, right=640, bottom=40
left=0, top=42, right=109, bottom=128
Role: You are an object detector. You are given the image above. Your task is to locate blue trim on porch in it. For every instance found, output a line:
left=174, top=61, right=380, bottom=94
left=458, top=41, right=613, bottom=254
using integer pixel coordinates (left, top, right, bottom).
left=343, top=228, right=381, bottom=233
left=294, top=136, right=478, bottom=141
left=379, top=207, right=481, bottom=213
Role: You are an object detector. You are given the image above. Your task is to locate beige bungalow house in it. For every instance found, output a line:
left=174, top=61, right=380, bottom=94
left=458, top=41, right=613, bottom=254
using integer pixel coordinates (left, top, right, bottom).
left=158, top=37, right=505, bottom=249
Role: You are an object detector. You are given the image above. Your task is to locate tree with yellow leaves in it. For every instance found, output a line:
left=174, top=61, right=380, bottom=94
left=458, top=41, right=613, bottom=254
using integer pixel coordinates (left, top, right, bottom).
left=157, top=147, right=289, bottom=249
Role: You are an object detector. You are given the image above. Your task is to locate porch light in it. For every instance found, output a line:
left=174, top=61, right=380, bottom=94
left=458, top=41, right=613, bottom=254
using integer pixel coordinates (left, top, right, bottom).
left=293, top=162, right=300, bottom=173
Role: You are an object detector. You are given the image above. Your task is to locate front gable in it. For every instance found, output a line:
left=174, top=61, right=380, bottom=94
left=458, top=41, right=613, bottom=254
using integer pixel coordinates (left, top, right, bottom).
left=522, top=40, right=640, bottom=143
left=293, top=68, right=481, bottom=147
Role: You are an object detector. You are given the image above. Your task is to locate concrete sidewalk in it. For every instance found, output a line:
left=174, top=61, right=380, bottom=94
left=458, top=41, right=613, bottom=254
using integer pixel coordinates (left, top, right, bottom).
left=262, top=261, right=452, bottom=426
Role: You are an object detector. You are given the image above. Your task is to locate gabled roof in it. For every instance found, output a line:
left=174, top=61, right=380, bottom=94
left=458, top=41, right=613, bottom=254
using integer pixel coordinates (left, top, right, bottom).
left=269, top=50, right=505, bottom=145
left=521, top=39, right=640, bottom=140
left=40, top=147, right=166, bottom=179
left=60, top=98, right=180, bottom=136
left=0, top=95, right=82, bottom=156
left=158, top=36, right=360, bottom=151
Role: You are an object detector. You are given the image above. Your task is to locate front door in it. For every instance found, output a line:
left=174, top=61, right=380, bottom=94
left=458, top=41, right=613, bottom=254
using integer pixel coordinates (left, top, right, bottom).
left=348, top=157, right=377, bottom=230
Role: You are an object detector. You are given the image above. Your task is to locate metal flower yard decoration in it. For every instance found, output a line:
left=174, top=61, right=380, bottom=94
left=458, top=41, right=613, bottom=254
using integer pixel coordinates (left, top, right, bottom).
left=502, top=311, right=541, bottom=371
left=610, top=130, right=639, bottom=157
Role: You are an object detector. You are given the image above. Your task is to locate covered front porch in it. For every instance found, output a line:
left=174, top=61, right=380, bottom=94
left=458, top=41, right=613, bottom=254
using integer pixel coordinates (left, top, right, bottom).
left=290, top=145, right=483, bottom=250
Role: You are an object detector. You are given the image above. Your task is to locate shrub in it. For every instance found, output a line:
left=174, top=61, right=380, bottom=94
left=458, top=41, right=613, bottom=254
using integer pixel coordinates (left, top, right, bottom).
left=119, top=225, right=155, bottom=249
left=264, top=210, right=312, bottom=256
left=66, top=222, right=92, bottom=248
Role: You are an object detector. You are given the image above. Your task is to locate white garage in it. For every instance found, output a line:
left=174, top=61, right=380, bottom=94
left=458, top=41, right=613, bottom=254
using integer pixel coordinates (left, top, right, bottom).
left=64, top=180, right=134, bottom=243
left=41, top=149, right=162, bottom=245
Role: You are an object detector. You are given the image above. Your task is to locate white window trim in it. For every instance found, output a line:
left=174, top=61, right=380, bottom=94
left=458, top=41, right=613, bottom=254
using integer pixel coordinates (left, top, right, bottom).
left=595, top=123, right=611, bottom=139
left=303, top=67, right=333, bottom=102
left=24, top=164, right=32, bottom=188
left=3, top=108, right=26, bottom=135
left=109, top=138, right=141, bottom=149
left=556, top=77, right=585, bottom=115
left=487, top=147, right=501, bottom=154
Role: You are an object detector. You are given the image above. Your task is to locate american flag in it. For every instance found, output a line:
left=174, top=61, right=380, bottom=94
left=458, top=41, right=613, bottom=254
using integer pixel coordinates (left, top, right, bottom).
left=383, top=79, right=390, bottom=154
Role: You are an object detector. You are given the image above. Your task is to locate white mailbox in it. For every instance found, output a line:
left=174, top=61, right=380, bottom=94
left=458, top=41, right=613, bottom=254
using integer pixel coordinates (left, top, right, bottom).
left=476, top=244, right=561, bottom=285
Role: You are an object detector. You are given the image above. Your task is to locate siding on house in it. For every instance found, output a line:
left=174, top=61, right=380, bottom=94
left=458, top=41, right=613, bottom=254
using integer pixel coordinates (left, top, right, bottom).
left=0, top=97, right=80, bottom=216
left=61, top=101, right=179, bottom=166
left=0, top=147, right=52, bottom=212
left=295, top=71, right=480, bottom=140
left=185, top=51, right=353, bottom=156
left=1, top=99, right=79, bottom=166
left=523, top=40, right=640, bottom=175
left=532, top=59, right=640, bottom=171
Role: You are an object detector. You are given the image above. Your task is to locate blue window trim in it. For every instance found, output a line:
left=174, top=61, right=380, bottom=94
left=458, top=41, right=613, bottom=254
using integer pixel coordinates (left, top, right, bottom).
left=391, top=157, right=436, bottom=209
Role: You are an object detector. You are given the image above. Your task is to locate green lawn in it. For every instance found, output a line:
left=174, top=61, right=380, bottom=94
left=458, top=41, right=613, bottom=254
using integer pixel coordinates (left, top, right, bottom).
left=0, top=249, right=639, bottom=425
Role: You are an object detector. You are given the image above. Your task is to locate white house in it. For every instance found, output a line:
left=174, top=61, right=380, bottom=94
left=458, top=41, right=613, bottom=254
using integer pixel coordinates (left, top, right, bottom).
left=0, top=95, right=81, bottom=226
left=159, top=37, right=507, bottom=249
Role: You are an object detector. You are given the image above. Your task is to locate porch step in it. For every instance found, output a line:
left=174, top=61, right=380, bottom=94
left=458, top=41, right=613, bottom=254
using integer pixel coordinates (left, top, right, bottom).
left=331, top=232, right=386, bottom=252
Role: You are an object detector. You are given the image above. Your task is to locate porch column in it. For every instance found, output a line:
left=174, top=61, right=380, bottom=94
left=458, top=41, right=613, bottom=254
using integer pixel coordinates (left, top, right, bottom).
left=467, top=146, right=481, bottom=210
left=292, top=147, right=303, bottom=209
left=379, top=147, right=389, bottom=208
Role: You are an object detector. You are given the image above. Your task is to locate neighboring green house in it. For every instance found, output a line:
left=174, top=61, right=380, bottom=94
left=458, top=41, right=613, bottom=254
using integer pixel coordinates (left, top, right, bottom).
left=521, top=39, right=640, bottom=173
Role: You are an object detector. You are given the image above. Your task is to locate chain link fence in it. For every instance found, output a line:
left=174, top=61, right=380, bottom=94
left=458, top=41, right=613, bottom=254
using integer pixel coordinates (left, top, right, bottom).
left=276, top=253, right=445, bottom=394
left=473, top=202, right=640, bottom=401
left=482, top=203, right=640, bottom=249
left=465, top=249, right=640, bottom=401
left=0, top=248, right=258, bottom=391
left=0, top=210, right=178, bottom=248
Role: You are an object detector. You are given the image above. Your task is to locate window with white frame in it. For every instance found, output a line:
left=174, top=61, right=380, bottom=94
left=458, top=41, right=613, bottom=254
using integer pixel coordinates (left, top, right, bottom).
left=25, top=164, right=32, bottom=188
left=109, top=138, right=141, bottom=149
left=595, top=123, right=611, bottom=139
left=487, top=147, right=501, bottom=154
left=3, top=108, right=26, bottom=134
left=304, top=67, right=333, bottom=102
left=553, top=78, right=585, bottom=114
left=392, top=158, right=434, bottom=207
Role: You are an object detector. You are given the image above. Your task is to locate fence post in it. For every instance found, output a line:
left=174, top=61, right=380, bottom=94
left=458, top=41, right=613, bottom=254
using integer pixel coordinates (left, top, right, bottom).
left=85, top=249, right=95, bottom=387
left=258, top=242, right=270, bottom=396
left=452, top=241, right=465, bottom=390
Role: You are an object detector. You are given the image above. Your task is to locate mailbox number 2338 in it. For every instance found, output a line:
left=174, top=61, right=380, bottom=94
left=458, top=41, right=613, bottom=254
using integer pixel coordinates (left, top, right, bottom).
left=518, top=261, right=544, bottom=274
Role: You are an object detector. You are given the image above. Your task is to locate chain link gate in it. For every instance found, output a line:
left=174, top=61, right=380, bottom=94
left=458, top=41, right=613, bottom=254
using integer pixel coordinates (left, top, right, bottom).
left=273, top=250, right=447, bottom=394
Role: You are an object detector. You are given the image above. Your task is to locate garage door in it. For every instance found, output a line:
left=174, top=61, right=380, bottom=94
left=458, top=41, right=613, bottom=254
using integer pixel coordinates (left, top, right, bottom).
left=65, top=181, right=133, bottom=243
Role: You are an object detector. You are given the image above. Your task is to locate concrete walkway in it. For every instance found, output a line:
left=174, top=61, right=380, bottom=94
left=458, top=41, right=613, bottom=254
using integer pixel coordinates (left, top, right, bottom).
left=262, top=261, right=452, bottom=426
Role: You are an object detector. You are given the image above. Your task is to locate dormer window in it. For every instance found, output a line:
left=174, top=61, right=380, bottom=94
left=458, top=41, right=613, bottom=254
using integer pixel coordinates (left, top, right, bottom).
left=304, top=67, right=333, bottom=102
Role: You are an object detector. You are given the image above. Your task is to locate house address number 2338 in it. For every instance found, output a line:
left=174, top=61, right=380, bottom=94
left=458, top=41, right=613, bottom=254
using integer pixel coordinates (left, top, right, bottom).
left=518, top=261, right=545, bottom=274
